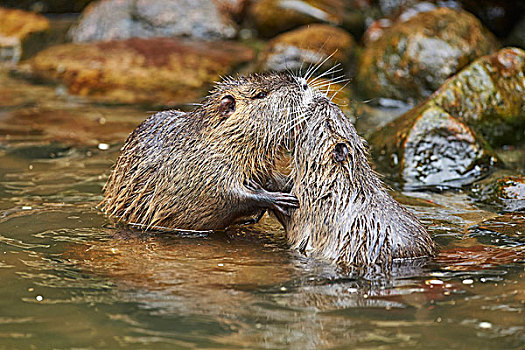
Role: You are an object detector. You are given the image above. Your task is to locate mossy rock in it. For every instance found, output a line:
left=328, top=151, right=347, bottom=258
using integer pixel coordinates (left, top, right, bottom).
left=358, top=7, right=498, bottom=103
left=369, top=47, right=525, bottom=189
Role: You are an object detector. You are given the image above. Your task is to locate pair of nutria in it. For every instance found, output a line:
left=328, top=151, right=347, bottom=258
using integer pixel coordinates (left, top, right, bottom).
left=101, top=73, right=435, bottom=268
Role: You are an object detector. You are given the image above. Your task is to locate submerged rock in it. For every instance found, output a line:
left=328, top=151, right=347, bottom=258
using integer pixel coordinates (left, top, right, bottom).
left=249, top=0, right=345, bottom=38
left=358, top=7, right=498, bottom=103
left=369, top=47, right=525, bottom=189
left=23, top=37, right=254, bottom=106
left=471, top=175, right=525, bottom=213
left=69, top=0, right=237, bottom=42
left=0, top=7, right=50, bottom=63
left=258, top=24, right=355, bottom=73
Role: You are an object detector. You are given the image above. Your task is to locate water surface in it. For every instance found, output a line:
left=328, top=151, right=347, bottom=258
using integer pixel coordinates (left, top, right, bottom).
left=0, top=72, right=524, bottom=349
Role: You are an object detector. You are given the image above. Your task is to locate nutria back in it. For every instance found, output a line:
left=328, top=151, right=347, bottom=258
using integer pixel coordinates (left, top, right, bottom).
left=102, top=73, right=316, bottom=231
left=278, top=97, right=436, bottom=267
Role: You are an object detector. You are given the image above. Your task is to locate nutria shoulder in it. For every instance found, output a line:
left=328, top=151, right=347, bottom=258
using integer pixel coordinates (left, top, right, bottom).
left=101, top=73, right=318, bottom=231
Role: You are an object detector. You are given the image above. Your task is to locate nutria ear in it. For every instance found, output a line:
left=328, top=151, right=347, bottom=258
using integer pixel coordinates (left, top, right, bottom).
left=333, top=143, right=349, bottom=162
left=219, top=95, right=236, bottom=117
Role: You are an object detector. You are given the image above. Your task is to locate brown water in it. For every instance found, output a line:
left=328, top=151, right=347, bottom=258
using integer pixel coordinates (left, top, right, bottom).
left=0, top=70, right=524, bottom=349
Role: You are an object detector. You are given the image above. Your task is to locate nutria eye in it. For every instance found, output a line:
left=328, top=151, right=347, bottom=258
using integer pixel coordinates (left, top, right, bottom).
left=253, top=91, right=267, bottom=99
left=333, top=143, right=349, bottom=163
left=219, top=95, right=236, bottom=117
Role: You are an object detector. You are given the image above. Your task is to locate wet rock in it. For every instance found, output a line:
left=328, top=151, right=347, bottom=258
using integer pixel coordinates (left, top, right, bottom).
left=432, top=47, right=525, bottom=146
left=249, top=0, right=345, bottom=38
left=23, top=37, right=254, bottom=106
left=258, top=24, right=355, bottom=73
left=69, top=0, right=237, bottom=43
left=0, top=7, right=50, bottom=63
left=471, top=175, right=525, bottom=213
left=376, top=0, right=524, bottom=39
left=358, top=8, right=498, bottom=103
left=0, top=1, right=93, bottom=14
left=369, top=47, right=525, bottom=188
left=363, top=1, right=456, bottom=45
left=370, top=103, right=498, bottom=189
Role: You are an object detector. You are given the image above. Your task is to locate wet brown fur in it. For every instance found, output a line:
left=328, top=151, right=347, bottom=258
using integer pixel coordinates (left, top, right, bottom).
left=277, top=97, right=436, bottom=268
left=101, top=73, right=310, bottom=231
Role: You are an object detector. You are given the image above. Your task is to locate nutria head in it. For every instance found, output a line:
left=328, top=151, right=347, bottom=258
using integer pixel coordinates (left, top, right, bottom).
left=195, top=73, right=318, bottom=178
left=278, top=97, right=435, bottom=268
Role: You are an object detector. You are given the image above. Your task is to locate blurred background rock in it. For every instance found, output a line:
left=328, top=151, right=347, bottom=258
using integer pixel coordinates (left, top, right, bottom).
left=0, top=0, right=524, bottom=190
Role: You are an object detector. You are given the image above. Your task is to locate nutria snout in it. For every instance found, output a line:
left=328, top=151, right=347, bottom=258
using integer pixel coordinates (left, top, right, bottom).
left=101, top=73, right=319, bottom=231
left=276, top=96, right=436, bottom=268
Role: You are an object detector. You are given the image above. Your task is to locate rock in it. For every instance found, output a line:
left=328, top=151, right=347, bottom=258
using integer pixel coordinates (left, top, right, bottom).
left=249, top=0, right=345, bottom=38
left=369, top=47, right=525, bottom=188
left=0, top=1, right=93, bottom=14
left=258, top=24, right=355, bottom=73
left=358, top=8, right=498, bottom=103
left=215, top=0, right=251, bottom=23
left=471, top=175, right=525, bottom=213
left=432, top=47, right=525, bottom=146
left=363, top=1, right=453, bottom=45
left=376, top=0, right=524, bottom=39
left=370, top=103, right=498, bottom=189
left=0, top=7, right=50, bottom=63
left=23, top=37, right=254, bottom=106
left=69, top=0, right=237, bottom=42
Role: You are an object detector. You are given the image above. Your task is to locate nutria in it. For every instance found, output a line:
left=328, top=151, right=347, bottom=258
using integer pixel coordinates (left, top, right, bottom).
left=101, top=73, right=318, bottom=231
left=275, top=96, right=436, bottom=267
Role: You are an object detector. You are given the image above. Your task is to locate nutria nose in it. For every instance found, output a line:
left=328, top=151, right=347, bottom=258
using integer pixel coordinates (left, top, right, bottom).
left=302, top=82, right=308, bottom=90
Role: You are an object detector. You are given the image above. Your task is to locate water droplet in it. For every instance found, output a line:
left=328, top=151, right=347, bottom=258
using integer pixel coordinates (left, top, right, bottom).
left=479, top=321, right=492, bottom=329
left=462, top=279, right=474, bottom=285
left=36, top=295, right=43, bottom=302
left=426, top=279, right=444, bottom=285
left=98, top=143, right=110, bottom=150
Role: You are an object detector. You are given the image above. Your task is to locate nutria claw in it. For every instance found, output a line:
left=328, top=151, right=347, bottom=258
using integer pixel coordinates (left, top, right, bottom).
left=244, top=179, right=299, bottom=215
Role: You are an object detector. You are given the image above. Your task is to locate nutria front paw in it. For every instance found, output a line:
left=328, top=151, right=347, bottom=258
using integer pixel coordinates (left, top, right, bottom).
left=267, top=192, right=299, bottom=216
left=244, top=179, right=299, bottom=215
